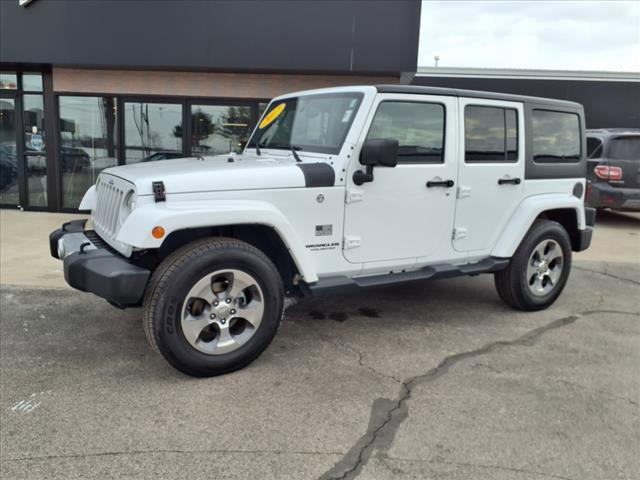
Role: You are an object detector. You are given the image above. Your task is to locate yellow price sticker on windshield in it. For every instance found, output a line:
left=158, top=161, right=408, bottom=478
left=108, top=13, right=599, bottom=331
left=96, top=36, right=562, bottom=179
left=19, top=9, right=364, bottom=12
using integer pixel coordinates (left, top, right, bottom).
left=259, top=103, right=286, bottom=129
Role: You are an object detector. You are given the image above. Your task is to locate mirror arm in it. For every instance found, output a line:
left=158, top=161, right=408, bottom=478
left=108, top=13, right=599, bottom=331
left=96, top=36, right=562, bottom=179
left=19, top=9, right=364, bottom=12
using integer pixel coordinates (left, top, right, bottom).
left=352, top=164, right=374, bottom=185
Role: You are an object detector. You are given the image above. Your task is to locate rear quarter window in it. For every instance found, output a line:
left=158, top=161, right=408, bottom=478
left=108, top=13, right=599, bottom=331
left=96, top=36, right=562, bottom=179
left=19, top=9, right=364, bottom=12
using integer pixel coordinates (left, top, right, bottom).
left=532, top=110, right=581, bottom=163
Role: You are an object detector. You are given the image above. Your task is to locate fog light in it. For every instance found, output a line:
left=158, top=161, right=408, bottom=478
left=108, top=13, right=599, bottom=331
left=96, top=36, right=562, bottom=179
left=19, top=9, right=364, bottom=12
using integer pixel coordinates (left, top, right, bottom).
left=152, top=226, right=165, bottom=239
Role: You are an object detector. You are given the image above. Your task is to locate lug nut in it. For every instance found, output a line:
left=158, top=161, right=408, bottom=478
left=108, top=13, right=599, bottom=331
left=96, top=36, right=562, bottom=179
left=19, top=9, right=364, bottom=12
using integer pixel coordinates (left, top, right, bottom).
left=226, top=298, right=232, bottom=304
left=220, top=319, right=226, bottom=325
left=210, top=314, right=216, bottom=319
left=230, top=309, right=236, bottom=315
left=213, top=300, right=219, bottom=306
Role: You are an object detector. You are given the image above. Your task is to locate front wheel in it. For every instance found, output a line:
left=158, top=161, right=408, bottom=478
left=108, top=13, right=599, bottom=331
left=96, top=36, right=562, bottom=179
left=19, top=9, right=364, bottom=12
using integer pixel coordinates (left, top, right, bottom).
left=143, top=238, right=284, bottom=377
left=494, top=220, right=572, bottom=311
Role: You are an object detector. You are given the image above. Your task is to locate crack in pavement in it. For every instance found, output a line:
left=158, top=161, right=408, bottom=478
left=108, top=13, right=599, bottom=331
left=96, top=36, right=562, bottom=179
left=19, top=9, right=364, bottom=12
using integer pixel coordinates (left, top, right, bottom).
left=5, top=447, right=346, bottom=463
left=316, top=332, right=404, bottom=385
left=317, top=309, right=639, bottom=480
left=574, top=265, right=640, bottom=286
left=375, top=455, right=576, bottom=480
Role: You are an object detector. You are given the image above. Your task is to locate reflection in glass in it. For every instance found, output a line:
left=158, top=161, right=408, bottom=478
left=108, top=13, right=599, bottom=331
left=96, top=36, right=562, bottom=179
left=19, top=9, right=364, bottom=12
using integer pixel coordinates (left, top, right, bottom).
left=0, top=97, right=19, bottom=205
left=367, top=101, right=444, bottom=163
left=22, top=73, right=43, bottom=92
left=26, top=155, right=47, bottom=207
left=24, top=94, right=45, bottom=152
left=532, top=110, right=580, bottom=163
left=124, top=102, right=182, bottom=163
left=59, top=96, right=118, bottom=209
left=191, top=105, right=253, bottom=155
left=465, top=106, right=518, bottom=162
left=0, top=72, right=18, bottom=90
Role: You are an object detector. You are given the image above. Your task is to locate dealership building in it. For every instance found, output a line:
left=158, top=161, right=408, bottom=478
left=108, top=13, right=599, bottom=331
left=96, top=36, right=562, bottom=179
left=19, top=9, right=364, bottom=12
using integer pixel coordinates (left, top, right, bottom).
left=1, top=0, right=638, bottom=212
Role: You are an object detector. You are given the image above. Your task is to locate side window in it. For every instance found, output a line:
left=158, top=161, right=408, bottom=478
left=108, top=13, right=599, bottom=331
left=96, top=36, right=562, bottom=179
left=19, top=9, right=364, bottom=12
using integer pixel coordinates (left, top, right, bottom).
left=464, top=105, right=518, bottom=162
left=366, top=101, right=445, bottom=163
left=532, top=110, right=581, bottom=163
left=587, top=137, right=603, bottom=159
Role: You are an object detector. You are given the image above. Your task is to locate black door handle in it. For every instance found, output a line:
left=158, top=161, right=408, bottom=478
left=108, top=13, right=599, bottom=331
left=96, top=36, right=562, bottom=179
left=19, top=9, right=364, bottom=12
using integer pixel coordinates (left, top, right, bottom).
left=498, top=177, right=521, bottom=185
left=426, top=179, right=455, bottom=188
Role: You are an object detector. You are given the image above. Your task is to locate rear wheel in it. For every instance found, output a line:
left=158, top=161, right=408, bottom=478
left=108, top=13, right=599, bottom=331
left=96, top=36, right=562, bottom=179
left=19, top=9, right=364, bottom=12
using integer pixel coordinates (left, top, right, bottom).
left=143, top=238, right=284, bottom=377
left=495, top=220, right=572, bottom=311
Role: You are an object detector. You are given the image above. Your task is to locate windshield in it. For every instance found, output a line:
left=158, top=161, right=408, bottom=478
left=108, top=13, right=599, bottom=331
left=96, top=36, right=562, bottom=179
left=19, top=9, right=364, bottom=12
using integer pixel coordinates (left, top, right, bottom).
left=247, top=92, right=363, bottom=155
left=608, top=136, right=640, bottom=160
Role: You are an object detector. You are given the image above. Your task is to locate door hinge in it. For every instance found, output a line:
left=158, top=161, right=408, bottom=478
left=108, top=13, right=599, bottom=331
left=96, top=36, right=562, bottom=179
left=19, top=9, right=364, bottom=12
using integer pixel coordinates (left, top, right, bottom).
left=452, top=227, right=467, bottom=240
left=457, top=185, right=471, bottom=199
left=346, top=188, right=364, bottom=204
left=343, top=235, right=361, bottom=250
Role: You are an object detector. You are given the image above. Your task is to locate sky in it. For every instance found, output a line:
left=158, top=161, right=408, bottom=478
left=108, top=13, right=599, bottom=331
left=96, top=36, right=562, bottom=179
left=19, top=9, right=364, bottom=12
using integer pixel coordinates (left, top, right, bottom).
left=418, top=0, right=640, bottom=71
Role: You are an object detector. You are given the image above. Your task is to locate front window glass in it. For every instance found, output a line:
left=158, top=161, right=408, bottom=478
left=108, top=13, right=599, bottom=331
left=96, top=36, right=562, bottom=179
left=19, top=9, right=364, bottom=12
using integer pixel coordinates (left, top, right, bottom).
left=24, top=94, right=45, bottom=152
left=532, top=110, right=581, bottom=163
left=59, top=96, right=118, bottom=209
left=191, top=104, right=253, bottom=155
left=366, top=101, right=445, bottom=163
left=608, top=137, right=640, bottom=160
left=124, top=102, right=182, bottom=164
left=247, top=92, right=363, bottom=155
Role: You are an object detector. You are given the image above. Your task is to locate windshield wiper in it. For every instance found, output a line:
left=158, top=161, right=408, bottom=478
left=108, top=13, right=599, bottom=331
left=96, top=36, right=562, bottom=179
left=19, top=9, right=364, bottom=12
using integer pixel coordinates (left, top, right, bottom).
left=290, top=145, right=302, bottom=162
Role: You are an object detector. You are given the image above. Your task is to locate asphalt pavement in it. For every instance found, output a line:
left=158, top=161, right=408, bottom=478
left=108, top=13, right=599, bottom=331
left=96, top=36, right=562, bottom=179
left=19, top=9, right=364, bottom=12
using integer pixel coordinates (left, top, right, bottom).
left=0, top=210, right=638, bottom=480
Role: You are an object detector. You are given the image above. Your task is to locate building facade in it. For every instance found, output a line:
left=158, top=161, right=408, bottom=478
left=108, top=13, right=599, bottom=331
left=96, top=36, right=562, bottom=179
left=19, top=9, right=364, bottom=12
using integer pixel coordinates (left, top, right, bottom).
left=412, top=67, right=640, bottom=129
left=0, top=0, right=421, bottom=211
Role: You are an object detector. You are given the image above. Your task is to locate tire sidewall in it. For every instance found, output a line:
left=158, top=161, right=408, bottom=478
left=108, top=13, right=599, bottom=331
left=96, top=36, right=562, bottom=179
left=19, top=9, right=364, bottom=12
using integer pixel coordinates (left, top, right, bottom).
left=154, top=244, right=283, bottom=376
left=514, top=221, right=572, bottom=308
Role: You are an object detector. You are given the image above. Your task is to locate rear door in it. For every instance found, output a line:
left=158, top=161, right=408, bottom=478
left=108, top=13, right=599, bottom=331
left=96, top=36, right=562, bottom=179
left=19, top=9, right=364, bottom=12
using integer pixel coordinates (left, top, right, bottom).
left=453, top=99, right=525, bottom=253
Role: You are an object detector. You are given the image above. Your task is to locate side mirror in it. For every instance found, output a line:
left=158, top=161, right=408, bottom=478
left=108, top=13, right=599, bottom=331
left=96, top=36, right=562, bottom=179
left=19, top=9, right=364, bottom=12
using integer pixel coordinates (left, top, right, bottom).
left=353, top=138, right=399, bottom=185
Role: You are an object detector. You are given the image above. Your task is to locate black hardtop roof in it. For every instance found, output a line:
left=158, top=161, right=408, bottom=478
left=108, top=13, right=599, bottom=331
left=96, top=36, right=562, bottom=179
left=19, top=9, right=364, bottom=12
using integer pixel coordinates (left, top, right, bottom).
left=375, top=84, right=583, bottom=109
left=586, top=128, right=640, bottom=138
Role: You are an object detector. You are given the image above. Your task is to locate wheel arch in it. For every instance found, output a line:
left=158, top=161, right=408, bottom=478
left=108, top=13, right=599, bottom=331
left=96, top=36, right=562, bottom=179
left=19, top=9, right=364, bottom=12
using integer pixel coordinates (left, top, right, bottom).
left=491, top=194, right=585, bottom=258
left=116, top=201, right=318, bottom=284
left=158, top=224, right=302, bottom=290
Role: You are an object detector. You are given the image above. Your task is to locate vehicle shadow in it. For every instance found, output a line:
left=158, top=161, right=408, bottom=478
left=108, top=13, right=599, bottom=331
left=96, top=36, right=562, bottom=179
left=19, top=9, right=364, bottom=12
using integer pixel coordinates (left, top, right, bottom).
left=595, top=209, right=640, bottom=229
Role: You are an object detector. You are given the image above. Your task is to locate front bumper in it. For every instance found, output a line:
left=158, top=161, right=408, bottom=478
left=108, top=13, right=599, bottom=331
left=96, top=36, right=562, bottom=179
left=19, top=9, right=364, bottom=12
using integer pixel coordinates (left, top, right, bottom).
left=587, top=182, right=640, bottom=211
left=50, top=220, right=150, bottom=307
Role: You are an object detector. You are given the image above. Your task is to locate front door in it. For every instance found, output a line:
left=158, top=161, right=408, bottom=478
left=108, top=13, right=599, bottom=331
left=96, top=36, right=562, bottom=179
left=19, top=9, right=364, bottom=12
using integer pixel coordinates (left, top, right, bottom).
left=453, top=99, right=525, bottom=253
left=343, top=94, right=459, bottom=265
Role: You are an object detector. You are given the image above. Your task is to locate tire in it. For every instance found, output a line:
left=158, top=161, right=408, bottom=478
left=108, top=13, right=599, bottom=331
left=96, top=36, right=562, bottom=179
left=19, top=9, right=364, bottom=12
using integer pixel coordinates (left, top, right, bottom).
left=143, top=237, right=284, bottom=377
left=494, top=219, right=572, bottom=311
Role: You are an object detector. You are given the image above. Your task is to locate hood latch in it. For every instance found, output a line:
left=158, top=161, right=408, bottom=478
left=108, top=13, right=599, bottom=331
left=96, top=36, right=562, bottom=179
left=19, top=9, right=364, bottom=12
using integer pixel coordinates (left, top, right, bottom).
left=152, top=181, right=166, bottom=203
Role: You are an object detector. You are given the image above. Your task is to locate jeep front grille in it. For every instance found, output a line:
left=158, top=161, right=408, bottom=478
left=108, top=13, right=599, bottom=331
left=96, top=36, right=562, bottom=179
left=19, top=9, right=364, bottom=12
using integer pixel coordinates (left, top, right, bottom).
left=91, top=174, right=135, bottom=256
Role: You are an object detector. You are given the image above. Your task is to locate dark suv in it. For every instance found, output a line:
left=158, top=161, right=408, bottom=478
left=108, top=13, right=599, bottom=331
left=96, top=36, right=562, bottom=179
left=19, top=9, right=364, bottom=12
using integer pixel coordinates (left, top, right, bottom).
left=586, top=129, right=640, bottom=211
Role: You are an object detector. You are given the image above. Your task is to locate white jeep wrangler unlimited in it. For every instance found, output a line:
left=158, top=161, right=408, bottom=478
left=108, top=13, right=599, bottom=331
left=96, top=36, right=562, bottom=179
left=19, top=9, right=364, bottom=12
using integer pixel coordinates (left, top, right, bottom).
left=50, top=85, right=595, bottom=377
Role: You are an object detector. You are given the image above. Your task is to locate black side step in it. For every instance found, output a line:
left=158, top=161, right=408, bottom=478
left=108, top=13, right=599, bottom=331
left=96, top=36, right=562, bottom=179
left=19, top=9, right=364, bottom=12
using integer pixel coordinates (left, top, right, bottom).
left=306, top=257, right=509, bottom=296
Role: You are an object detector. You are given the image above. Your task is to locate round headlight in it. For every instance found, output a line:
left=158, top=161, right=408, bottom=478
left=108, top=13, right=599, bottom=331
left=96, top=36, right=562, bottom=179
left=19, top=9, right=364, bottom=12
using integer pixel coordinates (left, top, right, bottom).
left=120, top=190, right=136, bottom=223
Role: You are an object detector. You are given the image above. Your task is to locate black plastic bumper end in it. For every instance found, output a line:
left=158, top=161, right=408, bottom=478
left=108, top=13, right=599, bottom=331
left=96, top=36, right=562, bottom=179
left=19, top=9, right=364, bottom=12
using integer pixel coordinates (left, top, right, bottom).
left=64, top=249, right=150, bottom=307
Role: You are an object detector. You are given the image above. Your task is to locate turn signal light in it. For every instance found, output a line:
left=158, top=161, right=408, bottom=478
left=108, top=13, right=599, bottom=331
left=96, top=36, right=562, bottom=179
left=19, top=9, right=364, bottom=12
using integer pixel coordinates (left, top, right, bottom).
left=594, top=165, right=623, bottom=181
left=152, top=226, right=166, bottom=239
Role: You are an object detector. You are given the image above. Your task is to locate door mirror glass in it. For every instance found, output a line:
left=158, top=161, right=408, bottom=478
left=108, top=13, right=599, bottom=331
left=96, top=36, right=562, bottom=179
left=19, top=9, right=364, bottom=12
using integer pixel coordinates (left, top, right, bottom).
left=360, top=138, right=399, bottom=167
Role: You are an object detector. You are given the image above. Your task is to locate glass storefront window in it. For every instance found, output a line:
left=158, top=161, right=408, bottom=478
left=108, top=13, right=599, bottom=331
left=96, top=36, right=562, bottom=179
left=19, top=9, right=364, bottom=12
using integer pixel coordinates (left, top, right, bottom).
left=0, top=97, right=19, bottom=205
left=23, top=94, right=45, bottom=152
left=124, top=102, right=182, bottom=163
left=59, top=96, right=118, bottom=209
left=22, top=73, right=43, bottom=92
left=191, top=105, right=253, bottom=155
left=0, top=72, right=18, bottom=90
left=26, top=155, right=47, bottom=207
